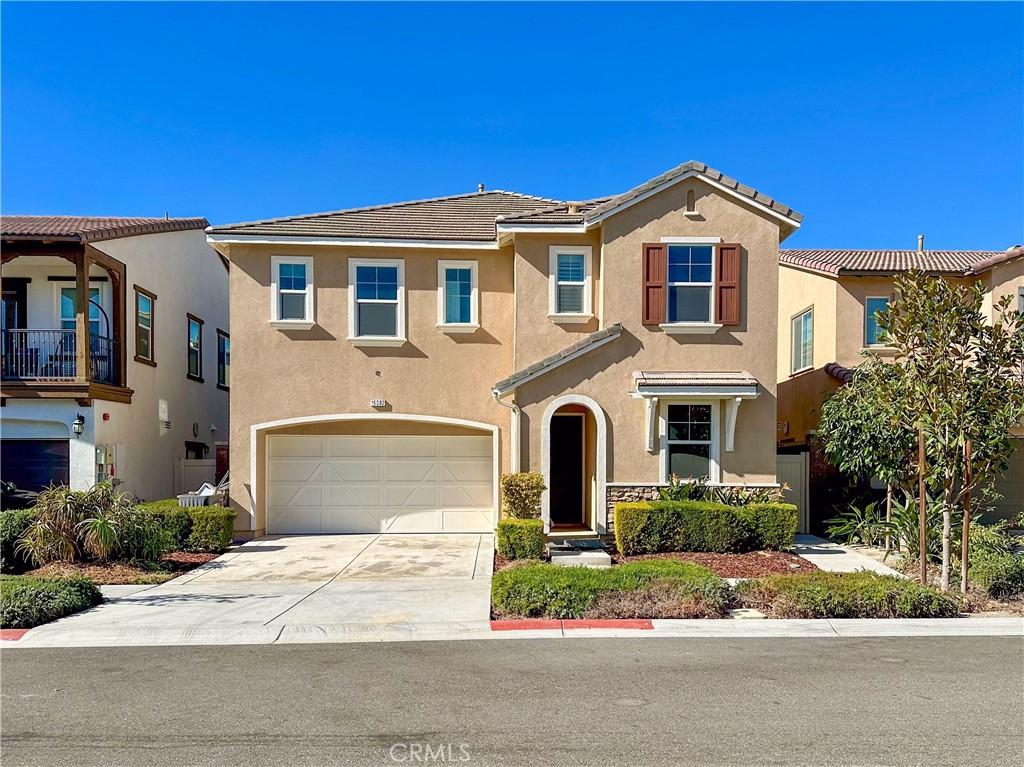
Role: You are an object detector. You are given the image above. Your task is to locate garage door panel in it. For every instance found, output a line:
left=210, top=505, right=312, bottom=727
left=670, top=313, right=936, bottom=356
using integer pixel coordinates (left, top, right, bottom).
left=267, top=433, right=494, bottom=534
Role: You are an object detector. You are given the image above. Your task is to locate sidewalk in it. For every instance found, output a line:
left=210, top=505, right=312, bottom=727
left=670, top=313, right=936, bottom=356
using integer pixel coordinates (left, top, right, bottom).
left=791, top=534, right=905, bottom=577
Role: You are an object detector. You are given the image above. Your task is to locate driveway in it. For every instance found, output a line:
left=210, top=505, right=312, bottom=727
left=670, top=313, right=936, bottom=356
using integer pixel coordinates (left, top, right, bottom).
left=15, top=534, right=494, bottom=647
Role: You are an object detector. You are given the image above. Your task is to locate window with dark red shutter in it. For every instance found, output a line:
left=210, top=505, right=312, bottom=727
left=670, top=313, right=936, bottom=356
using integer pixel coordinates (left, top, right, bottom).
left=715, top=244, right=741, bottom=326
left=642, top=243, right=667, bottom=325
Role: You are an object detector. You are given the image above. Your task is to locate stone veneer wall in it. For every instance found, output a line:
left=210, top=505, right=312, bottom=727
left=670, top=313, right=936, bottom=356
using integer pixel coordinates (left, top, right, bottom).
left=604, top=485, right=662, bottom=533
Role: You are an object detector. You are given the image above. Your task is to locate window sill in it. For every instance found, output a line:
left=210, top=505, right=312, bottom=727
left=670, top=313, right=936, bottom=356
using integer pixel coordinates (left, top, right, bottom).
left=348, top=336, right=407, bottom=348
left=187, top=374, right=204, bottom=384
left=862, top=345, right=899, bottom=356
left=659, top=322, right=722, bottom=335
left=548, top=313, right=594, bottom=324
left=270, top=320, right=314, bottom=331
left=134, top=355, right=157, bottom=368
left=789, top=366, right=814, bottom=378
left=438, top=323, right=480, bottom=334
left=217, top=383, right=230, bottom=392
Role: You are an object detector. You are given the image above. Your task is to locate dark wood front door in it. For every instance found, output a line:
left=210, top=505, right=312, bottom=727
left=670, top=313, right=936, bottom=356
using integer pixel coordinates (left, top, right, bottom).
left=550, top=414, right=585, bottom=528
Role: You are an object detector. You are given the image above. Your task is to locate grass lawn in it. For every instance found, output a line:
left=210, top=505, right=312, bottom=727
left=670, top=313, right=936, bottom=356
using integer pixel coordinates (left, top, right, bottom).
left=24, top=551, right=218, bottom=585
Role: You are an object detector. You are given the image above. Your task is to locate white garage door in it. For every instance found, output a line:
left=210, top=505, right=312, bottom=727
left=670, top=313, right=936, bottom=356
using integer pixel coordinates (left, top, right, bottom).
left=267, top=434, right=495, bottom=534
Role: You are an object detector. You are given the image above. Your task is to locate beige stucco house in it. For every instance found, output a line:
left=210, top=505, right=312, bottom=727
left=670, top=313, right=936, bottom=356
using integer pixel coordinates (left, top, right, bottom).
left=2, top=217, right=230, bottom=500
left=208, top=161, right=803, bottom=537
left=776, top=244, right=1024, bottom=525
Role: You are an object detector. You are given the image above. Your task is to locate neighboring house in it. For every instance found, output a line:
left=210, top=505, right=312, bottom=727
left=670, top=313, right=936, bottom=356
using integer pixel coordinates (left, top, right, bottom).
left=776, top=243, right=1024, bottom=526
left=1, top=217, right=230, bottom=501
left=207, top=161, right=803, bottom=538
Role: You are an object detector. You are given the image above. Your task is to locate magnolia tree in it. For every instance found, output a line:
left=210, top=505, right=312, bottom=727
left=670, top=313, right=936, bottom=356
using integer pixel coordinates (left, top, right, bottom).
left=819, top=272, right=1024, bottom=590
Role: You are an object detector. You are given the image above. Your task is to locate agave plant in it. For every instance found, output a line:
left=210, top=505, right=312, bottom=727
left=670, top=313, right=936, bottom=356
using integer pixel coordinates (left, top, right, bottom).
left=77, top=510, right=118, bottom=561
left=659, top=475, right=710, bottom=502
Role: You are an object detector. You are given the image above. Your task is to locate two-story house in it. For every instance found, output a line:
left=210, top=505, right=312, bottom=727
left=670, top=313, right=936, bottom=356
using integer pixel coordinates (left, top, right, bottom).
left=207, top=161, right=802, bottom=538
left=1, top=217, right=230, bottom=500
left=776, top=243, right=1024, bottom=527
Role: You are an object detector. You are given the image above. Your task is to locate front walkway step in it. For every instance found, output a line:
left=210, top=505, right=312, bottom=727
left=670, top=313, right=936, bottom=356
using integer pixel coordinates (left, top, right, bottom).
left=792, top=535, right=905, bottom=577
left=550, top=550, right=612, bottom=568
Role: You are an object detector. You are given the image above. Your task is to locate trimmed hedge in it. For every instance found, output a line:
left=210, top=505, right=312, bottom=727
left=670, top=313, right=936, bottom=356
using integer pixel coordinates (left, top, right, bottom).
left=970, top=551, right=1024, bottom=599
left=0, top=575, right=103, bottom=628
left=137, top=501, right=236, bottom=553
left=491, top=559, right=731, bottom=619
left=737, top=572, right=961, bottom=619
left=614, top=500, right=797, bottom=556
left=497, top=519, right=545, bottom=560
left=1, top=509, right=37, bottom=574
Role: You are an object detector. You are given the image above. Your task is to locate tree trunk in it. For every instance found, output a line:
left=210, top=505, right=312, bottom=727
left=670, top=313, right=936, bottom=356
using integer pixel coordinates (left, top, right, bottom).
left=940, top=492, right=953, bottom=591
left=884, top=483, right=893, bottom=556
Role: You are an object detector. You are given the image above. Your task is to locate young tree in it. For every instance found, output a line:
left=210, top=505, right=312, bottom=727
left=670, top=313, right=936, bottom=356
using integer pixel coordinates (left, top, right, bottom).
left=820, top=272, right=1024, bottom=590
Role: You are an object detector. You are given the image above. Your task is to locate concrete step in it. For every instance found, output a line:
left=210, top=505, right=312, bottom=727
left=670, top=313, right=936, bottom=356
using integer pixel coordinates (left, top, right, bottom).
left=550, top=550, right=612, bottom=568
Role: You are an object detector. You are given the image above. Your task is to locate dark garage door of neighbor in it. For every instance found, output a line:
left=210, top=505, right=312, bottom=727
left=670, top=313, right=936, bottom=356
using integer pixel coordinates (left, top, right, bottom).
left=1, top=439, right=70, bottom=492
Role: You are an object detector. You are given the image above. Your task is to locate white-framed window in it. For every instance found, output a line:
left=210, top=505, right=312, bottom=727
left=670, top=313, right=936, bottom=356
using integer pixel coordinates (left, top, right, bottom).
left=791, top=307, right=814, bottom=373
left=666, top=244, right=713, bottom=324
left=270, top=256, right=314, bottom=328
left=57, top=285, right=103, bottom=337
left=436, top=260, right=479, bottom=331
left=548, top=245, right=593, bottom=321
left=659, top=401, right=720, bottom=483
left=348, top=258, right=406, bottom=346
left=864, top=296, right=890, bottom=346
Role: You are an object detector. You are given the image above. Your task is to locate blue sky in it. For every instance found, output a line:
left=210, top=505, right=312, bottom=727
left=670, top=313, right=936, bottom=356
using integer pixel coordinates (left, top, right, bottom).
left=2, top=2, right=1021, bottom=248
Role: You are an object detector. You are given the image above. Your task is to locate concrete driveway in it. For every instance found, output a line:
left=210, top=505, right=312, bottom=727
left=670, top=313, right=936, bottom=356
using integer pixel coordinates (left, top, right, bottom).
left=16, top=534, right=494, bottom=647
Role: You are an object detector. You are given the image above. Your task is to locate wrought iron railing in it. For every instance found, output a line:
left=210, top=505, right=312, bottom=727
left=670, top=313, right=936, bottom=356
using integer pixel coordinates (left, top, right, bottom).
left=1, top=329, right=119, bottom=385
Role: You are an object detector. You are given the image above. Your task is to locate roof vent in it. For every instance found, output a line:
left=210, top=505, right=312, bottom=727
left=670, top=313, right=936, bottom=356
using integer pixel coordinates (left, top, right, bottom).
left=917, top=234, right=925, bottom=253
left=567, top=202, right=579, bottom=214
left=477, top=183, right=485, bottom=193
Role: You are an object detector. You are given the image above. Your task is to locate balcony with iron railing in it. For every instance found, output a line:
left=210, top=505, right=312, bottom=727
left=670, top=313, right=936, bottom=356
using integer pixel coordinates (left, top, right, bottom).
left=1, top=329, right=120, bottom=386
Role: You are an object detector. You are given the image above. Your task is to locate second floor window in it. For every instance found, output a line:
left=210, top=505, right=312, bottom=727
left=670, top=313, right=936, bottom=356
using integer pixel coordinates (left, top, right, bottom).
left=271, top=256, right=314, bottom=326
left=217, top=330, right=230, bottom=389
left=548, top=246, right=593, bottom=319
left=349, top=259, right=405, bottom=342
left=791, top=308, right=813, bottom=373
left=865, top=296, right=890, bottom=346
left=187, top=314, right=203, bottom=381
left=667, top=245, right=713, bottom=323
left=59, top=286, right=102, bottom=337
left=134, top=286, right=156, bottom=364
left=437, top=260, right=478, bottom=328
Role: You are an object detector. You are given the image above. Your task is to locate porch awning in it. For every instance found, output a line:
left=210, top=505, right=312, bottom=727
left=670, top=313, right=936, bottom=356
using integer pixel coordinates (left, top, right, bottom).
left=631, top=371, right=760, bottom=454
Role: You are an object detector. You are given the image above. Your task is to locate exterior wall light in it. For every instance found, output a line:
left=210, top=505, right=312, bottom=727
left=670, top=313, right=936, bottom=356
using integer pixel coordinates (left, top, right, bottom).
left=72, top=413, right=85, bottom=438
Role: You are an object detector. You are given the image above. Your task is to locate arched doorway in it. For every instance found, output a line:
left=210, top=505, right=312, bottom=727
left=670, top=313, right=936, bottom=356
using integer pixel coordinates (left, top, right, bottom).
left=541, top=395, right=607, bottom=534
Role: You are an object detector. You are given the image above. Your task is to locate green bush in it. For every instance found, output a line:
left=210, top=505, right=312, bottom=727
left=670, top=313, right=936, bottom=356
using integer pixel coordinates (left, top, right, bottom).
left=500, top=472, right=546, bottom=519
left=497, top=519, right=545, bottom=560
left=185, top=506, right=235, bottom=552
left=1, top=509, right=37, bottom=574
left=969, top=551, right=1024, bottom=599
left=0, top=575, right=103, bottom=628
left=614, top=500, right=797, bottom=556
left=137, top=500, right=192, bottom=549
left=491, top=559, right=730, bottom=619
left=113, top=510, right=173, bottom=561
left=737, top=571, right=961, bottom=619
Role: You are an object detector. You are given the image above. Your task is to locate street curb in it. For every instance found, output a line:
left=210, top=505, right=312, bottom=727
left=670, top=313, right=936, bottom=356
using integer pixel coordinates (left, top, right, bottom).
left=0, top=629, right=30, bottom=641
left=490, top=619, right=654, bottom=631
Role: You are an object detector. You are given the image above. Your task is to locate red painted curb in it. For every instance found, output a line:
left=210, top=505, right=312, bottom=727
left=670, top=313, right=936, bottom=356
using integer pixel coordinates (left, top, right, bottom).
left=563, top=619, right=654, bottom=630
left=0, top=629, right=30, bottom=641
left=490, top=619, right=561, bottom=631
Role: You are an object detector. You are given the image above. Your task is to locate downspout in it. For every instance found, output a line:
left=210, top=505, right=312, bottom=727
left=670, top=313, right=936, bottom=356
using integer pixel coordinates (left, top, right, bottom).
left=491, top=388, right=520, bottom=473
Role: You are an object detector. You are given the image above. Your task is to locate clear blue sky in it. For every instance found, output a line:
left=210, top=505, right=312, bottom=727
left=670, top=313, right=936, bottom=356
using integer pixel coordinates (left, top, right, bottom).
left=2, top=2, right=1021, bottom=249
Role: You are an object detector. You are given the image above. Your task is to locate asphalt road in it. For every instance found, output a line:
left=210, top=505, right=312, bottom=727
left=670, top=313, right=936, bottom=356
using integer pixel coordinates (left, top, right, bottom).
left=2, top=637, right=1021, bottom=767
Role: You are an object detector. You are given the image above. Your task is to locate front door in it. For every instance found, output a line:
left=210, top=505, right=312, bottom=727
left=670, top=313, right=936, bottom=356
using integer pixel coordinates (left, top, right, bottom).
left=550, top=413, right=585, bottom=529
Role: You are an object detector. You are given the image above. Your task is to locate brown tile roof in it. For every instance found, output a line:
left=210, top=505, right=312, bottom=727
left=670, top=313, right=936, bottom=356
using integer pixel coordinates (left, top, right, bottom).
left=967, top=245, right=1024, bottom=274
left=779, top=249, right=1005, bottom=276
left=824, top=362, right=855, bottom=384
left=492, top=323, right=623, bottom=395
left=496, top=198, right=613, bottom=225
left=207, top=191, right=558, bottom=241
left=2, top=216, right=209, bottom=243
left=633, top=370, right=759, bottom=388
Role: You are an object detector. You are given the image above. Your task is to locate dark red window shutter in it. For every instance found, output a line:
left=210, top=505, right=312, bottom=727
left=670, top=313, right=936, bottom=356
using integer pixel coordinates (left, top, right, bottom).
left=715, top=243, right=741, bottom=326
left=642, top=243, right=667, bottom=325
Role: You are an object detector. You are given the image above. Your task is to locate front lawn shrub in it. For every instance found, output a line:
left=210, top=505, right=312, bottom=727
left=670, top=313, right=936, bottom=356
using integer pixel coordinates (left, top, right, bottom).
left=614, top=500, right=797, bottom=555
left=500, top=472, right=545, bottom=519
left=491, top=560, right=730, bottom=619
left=137, top=500, right=192, bottom=549
left=0, top=575, right=103, bottom=628
left=185, top=506, right=235, bottom=552
left=969, top=551, right=1024, bottom=599
left=113, top=510, right=174, bottom=561
left=1, top=509, right=37, bottom=574
left=736, top=571, right=961, bottom=619
left=496, top=519, right=545, bottom=560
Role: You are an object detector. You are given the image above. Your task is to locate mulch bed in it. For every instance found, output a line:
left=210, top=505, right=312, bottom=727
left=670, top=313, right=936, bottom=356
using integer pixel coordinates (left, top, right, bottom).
left=611, top=550, right=818, bottom=578
left=24, top=551, right=219, bottom=585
